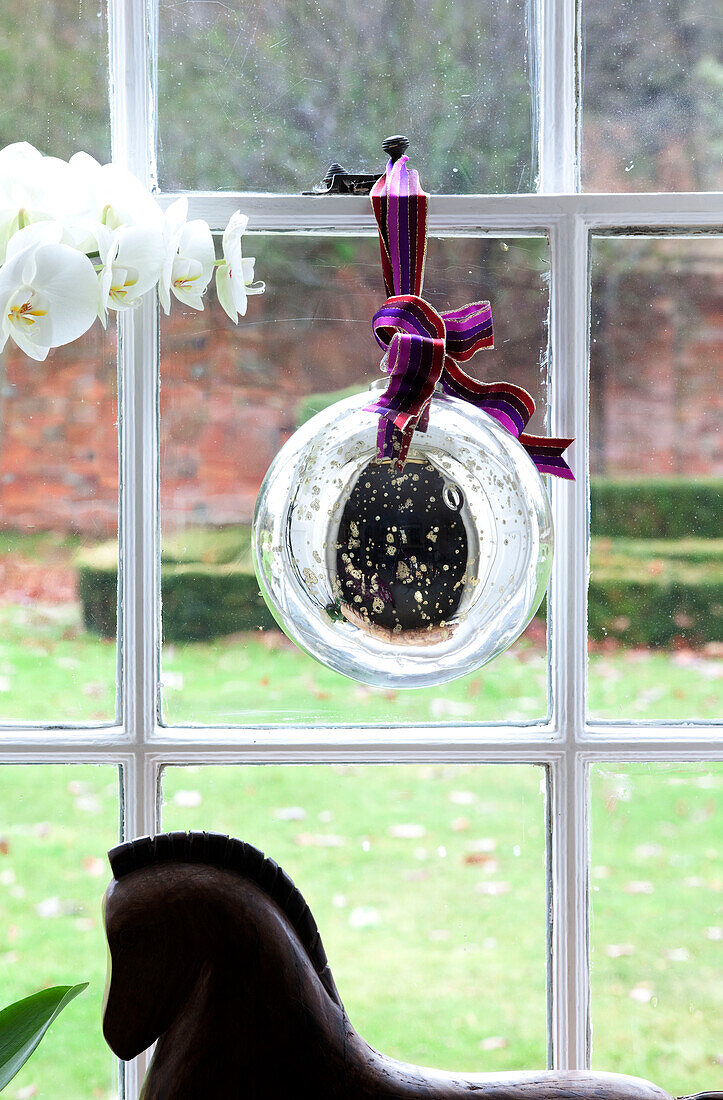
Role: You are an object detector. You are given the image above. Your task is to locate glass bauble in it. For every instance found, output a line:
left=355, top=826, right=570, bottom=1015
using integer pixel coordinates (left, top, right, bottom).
left=253, top=387, right=553, bottom=689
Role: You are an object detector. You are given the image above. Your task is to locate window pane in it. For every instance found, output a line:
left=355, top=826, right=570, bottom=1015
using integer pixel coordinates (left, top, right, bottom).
left=0, top=765, right=120, bottom=1098
left=590, top=763, right=722, bottom=1093
left=157, top=0, right=536, bottom=194
left=160, top=235, right=550, bottom=726
left=588, top=237, right=722, bottom=722
left=162, top=763, right=547, bottom=1071
left=0, top=325, right=119, bottom=725
left=0, top=2, right=110, bottom=162
left=582, top=0, right=723, bottom=192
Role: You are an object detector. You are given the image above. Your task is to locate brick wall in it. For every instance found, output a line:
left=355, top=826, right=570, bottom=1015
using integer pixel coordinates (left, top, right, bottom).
left=0, top=257, right=720, bottom=537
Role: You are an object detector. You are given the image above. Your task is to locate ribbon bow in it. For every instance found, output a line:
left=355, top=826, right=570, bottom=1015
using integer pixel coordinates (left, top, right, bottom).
left=364, top=155, right=573, bottom=478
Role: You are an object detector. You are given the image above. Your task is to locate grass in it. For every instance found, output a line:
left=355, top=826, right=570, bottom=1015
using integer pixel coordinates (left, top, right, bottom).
left=0, top=602, right=720, bottom=726
left=0, top=583, right=719, bottom=1096
left=0, top=763, right=719, bottom=1098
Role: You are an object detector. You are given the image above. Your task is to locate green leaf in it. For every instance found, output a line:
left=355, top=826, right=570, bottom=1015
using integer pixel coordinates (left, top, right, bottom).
left=0, top=983, right=88, bottom=1092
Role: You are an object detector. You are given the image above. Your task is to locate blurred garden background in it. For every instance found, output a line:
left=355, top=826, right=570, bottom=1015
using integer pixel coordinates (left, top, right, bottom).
left=0, top=0, right=720, bottom=1097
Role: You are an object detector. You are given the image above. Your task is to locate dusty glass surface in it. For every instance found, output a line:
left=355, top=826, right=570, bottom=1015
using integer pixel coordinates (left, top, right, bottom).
left=588, top=237, right=722, bottom=722
left=0, top=323, right=119, bottom=726
left=0, top=765, right=120, bottom=1098
left=157, top=0, right=537, bottom=193
left=161, top=763, right=548, bottom=1072
left=0, top=2, right=110, bottom=162
left=159, top=234, right=551, bottom=725
left=590, top=763, right=722, bottom=1093
left=582, top=0, right=723, bottom=191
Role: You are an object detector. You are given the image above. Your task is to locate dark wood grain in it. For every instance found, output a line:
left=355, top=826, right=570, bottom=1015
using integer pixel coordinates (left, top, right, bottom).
left=102, top=832, right=674, bottom=1100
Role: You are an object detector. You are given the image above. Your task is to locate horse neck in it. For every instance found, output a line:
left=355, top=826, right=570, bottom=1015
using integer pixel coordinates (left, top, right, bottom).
left=141, top=868, right=352, bottom=1098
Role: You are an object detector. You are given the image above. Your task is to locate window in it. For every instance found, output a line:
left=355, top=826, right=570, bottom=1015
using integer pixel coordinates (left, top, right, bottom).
left=0, top=1, right=720, bottom=1097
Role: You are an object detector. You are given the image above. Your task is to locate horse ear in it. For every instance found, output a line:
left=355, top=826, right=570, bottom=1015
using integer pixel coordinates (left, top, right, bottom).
left=102, top=877, right=198, bottom=1060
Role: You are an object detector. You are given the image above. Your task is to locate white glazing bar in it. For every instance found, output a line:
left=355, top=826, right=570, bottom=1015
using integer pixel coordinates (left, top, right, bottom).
left=109, top=2, right=159, bottom=1095
left=549, top=754, right=590, bottom=1069
left=164, top=191, right=723, bottom=233
left=538, top=0, right=580, bottom=192
left=548, top=211, right=590, bottom=1068
left=109, top=0, right=159, bottom=771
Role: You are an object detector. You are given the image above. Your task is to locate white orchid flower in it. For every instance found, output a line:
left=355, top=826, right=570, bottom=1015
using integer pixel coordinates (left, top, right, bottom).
left=98, top=225, right=164, bottom=323
left=69, top=153, right=163, bottom=231
left=0, top=233, right=99, bottom=361
left=215, top=210, right=265, bottom=322
left=159, top=198, right=214, bottom=313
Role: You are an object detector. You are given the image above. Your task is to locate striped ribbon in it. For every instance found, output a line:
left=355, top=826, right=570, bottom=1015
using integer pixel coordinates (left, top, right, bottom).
left=364, top=155, right=573, bottom=478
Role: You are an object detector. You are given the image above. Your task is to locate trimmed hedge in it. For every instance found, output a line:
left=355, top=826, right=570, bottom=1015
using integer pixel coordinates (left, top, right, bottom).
left=295, top=384, right=366, bottom=428
left=78, top=529, right=722, bottom=648
left=591, top=478, right=721, bottom=540
left=77, top=527, right=277, bottom=642
left=588, top=538, right=722, bottom=647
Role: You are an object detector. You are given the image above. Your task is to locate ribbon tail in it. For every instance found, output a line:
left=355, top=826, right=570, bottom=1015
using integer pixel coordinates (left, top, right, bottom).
left=519, top=433, right=575, bottom=480
left=441, top=357, right=535, bottom=439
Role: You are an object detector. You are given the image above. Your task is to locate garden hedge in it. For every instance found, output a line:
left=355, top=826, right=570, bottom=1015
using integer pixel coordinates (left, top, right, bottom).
left=590, top=477, right=720, bottom=540
left=77, top=528, right=722, bottom=648
left=77, top=528, right=277, bottom=642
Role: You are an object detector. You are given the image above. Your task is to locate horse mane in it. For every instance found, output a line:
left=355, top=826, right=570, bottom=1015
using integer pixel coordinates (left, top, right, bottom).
left=108, top=831, right=342, bottom=1008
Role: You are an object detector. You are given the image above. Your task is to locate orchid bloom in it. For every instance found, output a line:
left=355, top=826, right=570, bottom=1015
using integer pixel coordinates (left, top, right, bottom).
left=215, top=210, right=265, bottom=322
left=67, top=152, right=164, bottom=232
left=98, top=225, right=165, bottom=323
left=0, top=225, right=99, bottom=361
left=160, top=198, right=215, bottom=313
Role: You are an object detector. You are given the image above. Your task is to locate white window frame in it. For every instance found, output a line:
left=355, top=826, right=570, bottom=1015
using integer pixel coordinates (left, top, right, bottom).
left=1, top=0, right=721, bottom=1096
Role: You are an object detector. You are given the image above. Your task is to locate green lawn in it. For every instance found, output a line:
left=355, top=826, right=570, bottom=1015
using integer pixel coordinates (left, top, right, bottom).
left=0, top=598, right=720, bottom=1096
left=0, top=602, right=720, bottom=725
left=0, top=763, right=719, bottom=1098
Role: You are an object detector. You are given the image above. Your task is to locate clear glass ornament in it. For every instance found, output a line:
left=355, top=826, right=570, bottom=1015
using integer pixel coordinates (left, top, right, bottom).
left=253, top=386, right=553, bottom=689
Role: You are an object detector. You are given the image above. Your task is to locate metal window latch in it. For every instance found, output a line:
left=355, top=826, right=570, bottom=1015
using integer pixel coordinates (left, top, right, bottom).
left=302, top=136, right=409, bottom=195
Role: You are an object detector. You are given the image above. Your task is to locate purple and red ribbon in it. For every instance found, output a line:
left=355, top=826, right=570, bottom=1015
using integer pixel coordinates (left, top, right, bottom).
left=364, top=155, right=574, bottom=478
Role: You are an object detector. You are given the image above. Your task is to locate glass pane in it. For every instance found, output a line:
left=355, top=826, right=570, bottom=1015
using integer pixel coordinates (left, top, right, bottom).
left=0, top=2, right=110, bottom=162
left=590, top=763, right=722, bottom=1093
left=589, top=237, right=722, bottom=722
left=0, top=323, right=119, bottom=725
left=160, top=234, right=550, bottom=726
left=0, top=765, right=120, bottom=1098
left=162, top=763, right=547, bottom=1071
left=582, top=0, right=723, bottom=192
left=157, top=0, right=536, bottom=194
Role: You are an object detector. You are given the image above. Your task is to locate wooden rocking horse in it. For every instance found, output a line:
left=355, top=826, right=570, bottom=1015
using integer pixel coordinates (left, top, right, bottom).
left=103, top=831, right=682, bottom=1100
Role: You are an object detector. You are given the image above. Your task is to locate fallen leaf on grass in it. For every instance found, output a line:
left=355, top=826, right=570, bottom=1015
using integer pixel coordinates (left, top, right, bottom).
left=348, top=906, right=380, bottom=929
left=469, top=838, right=497, bottom=854
left=664, top=947, right=690, bottom=962
left=451, top=817, right=470, bottom=832
left=294, top=833, right=345, bottom=848
left=402, top=869, right=430, bottom=882
left=705, top=927, right=723, bottom=940
left=605, top=944, right=634, bottom=958
left=274, top=806, right=306, bottom=821
left=35, top=897, right=62, bottom=918
left=388, top=824, right=426, bottom=839
left=449, top=791, right=477, bottom=806
left=172, top=790, right=202, bottom=808
left=624, top=880, right=654, bottom=895
left=480, top=1037, right=508, bottom=1051
left=634, top=843, right=664, bottom=860
left=81, top=856, right=106, bottom=878
left=628, top=984, right=655, bottom=1004
left=475, top=881, right=511, bottom=896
